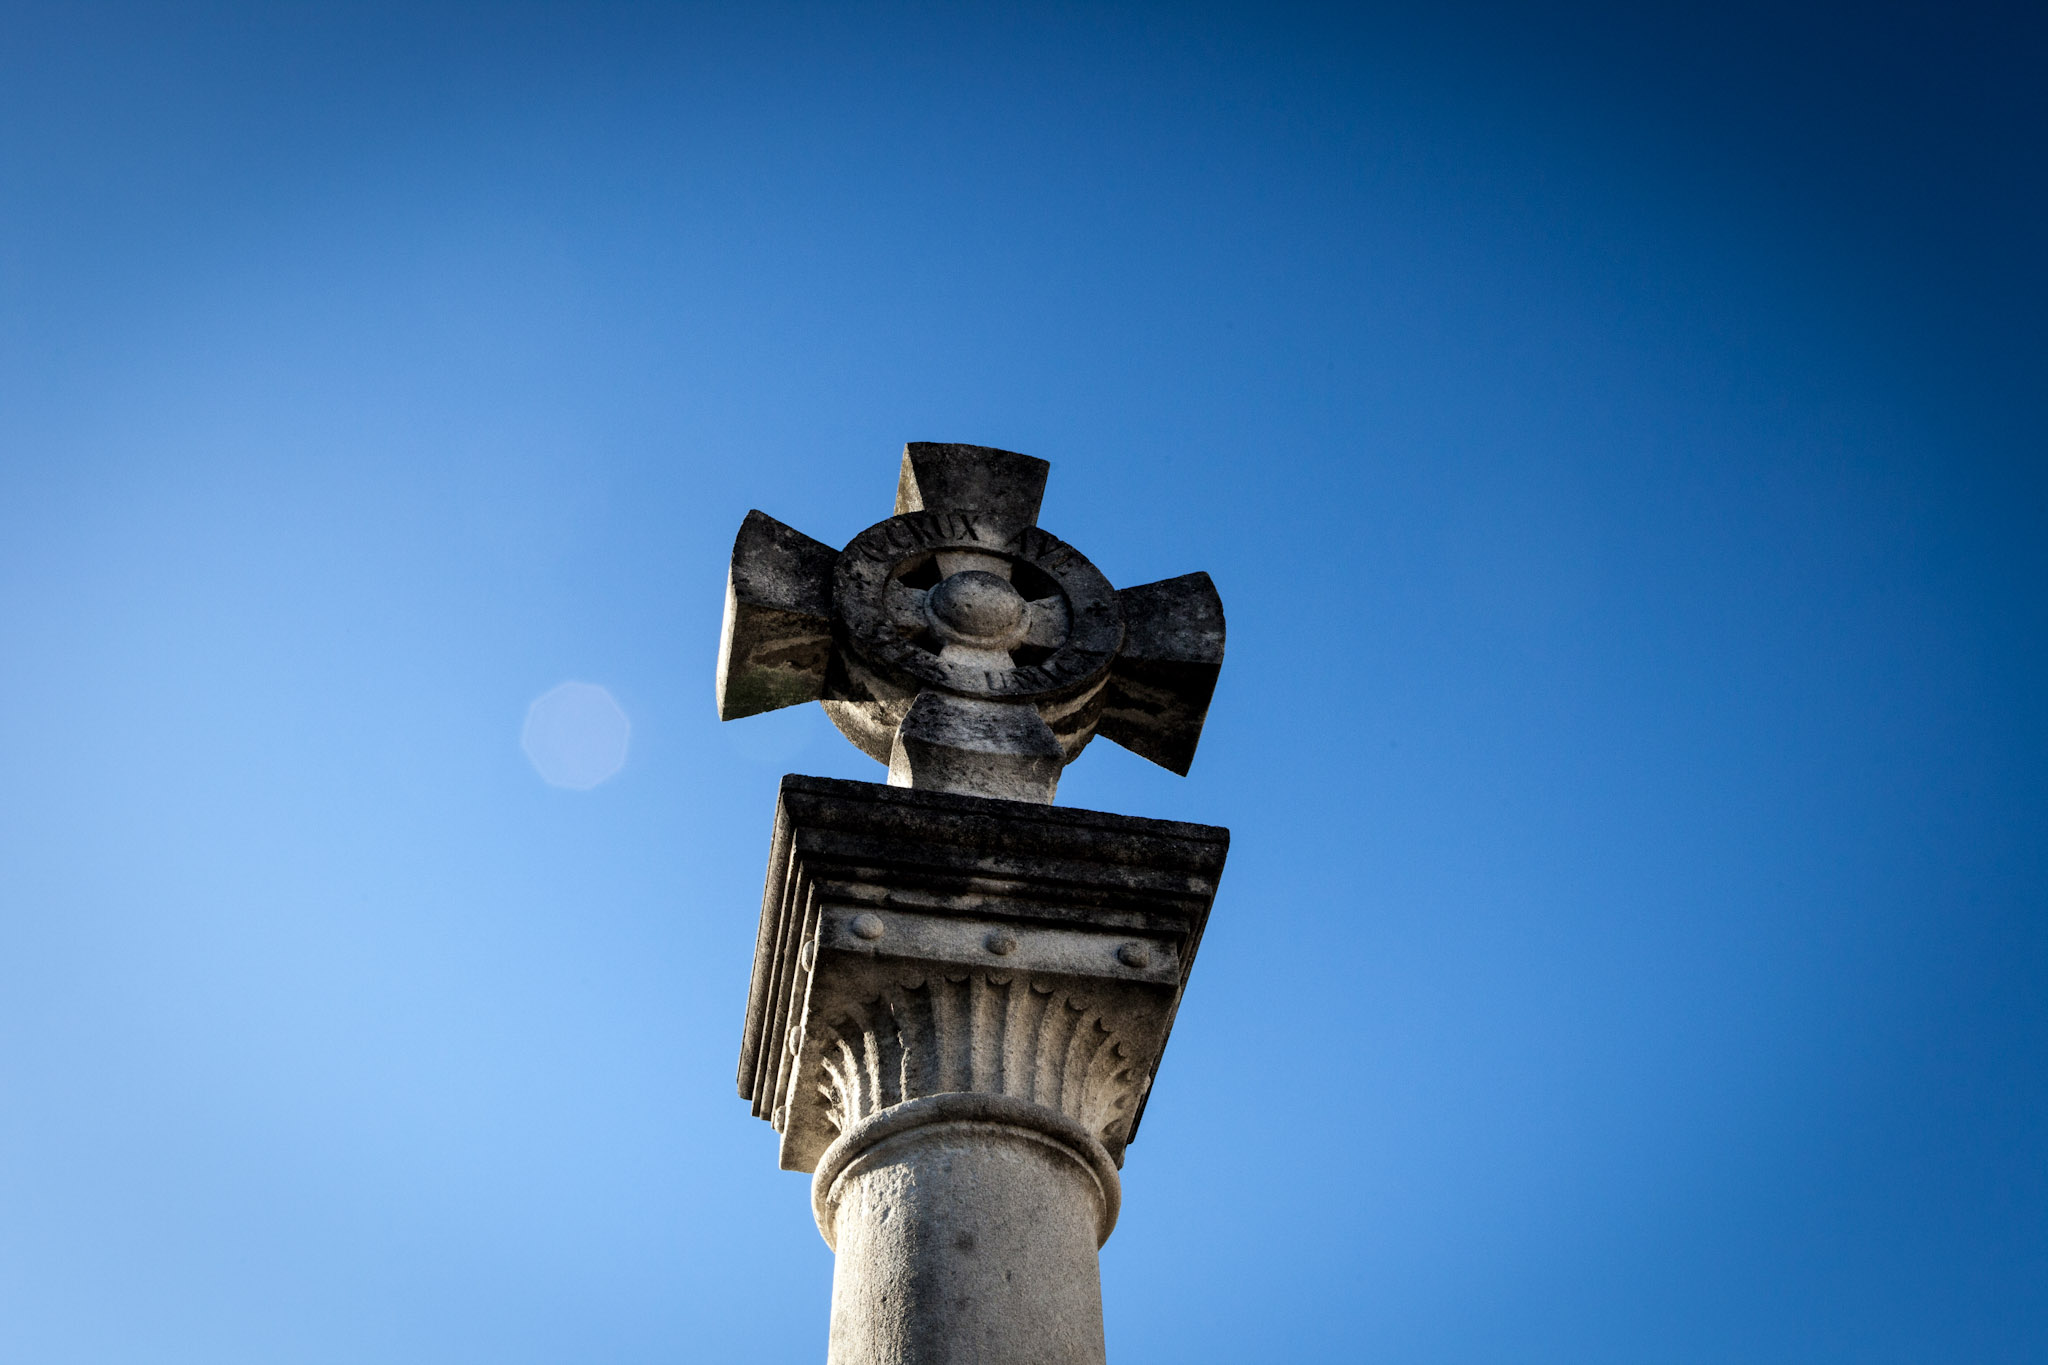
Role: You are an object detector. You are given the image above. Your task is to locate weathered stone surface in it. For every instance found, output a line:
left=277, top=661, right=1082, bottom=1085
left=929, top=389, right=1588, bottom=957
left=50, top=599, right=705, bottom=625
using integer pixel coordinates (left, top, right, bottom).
left=816, top=1093, right=1116, bottom=1365
left=815, top=970, right=1148, bottom=1148
left=1096, top=572, right=1227, bottom=776
left=719, top=445, right=1231, bottom=1363
left=893, top=442, right=1049, bottom=541
left=888, top=691, right=1065, bottom=802
left=714, top=442, right=1226, bottom=800
left=737, top=774, right=1229, bottom=1173
left=826, top=511, right=1122, bottom=768
left=716, top=510, right=840, bottom=721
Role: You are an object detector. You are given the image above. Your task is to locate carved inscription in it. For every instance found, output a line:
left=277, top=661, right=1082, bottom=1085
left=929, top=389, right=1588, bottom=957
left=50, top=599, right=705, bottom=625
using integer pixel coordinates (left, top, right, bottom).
left=833, top=513, right=1123, bottom=702
left=851, top=511, right=1004, bottom=562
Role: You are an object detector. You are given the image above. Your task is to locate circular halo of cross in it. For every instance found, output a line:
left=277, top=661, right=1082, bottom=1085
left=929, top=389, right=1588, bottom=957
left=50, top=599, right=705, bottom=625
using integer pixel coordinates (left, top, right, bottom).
left=833, top=510, right=1122, bottom=703
left=715, top=442, right=1225, bottom=804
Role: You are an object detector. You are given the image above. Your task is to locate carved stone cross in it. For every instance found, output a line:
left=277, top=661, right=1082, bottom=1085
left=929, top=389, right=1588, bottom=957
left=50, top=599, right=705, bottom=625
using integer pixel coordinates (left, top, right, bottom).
left=716, top=442, right=1226, bottom=802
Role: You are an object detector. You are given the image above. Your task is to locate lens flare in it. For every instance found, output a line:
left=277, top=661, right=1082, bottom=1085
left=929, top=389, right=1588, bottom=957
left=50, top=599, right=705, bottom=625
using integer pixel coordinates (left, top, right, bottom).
left=521, top=682, right=630, bottom=790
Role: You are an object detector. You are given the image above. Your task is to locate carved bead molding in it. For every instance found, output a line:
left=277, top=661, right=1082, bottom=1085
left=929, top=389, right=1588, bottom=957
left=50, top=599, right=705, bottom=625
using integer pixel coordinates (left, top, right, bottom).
left=738, top=775, right=1229, bottom=1172
left=819, top=973, right=1145, bottom=1150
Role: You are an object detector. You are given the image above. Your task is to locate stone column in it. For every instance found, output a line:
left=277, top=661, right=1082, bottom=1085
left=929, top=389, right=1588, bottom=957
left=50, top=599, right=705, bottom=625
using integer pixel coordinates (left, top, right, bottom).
left=736, top=776, right=1229, bottom=1364
left=816, top=1094, right=1119, bottom=1365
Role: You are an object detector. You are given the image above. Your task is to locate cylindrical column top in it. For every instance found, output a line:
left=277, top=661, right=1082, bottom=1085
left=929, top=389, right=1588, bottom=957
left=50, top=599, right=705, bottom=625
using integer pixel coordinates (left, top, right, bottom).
left=812, top=1092, right=1124, bottom=1250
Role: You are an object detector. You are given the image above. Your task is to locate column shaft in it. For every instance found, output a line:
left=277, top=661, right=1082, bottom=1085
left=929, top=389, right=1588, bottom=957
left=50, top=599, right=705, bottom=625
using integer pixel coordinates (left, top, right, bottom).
left=814, top=1096, right=1119, bottom=1365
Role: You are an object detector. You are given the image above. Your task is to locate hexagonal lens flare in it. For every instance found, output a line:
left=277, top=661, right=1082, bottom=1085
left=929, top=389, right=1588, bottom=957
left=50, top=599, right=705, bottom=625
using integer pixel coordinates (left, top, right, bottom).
left=521, top=681, right=630, bottom=790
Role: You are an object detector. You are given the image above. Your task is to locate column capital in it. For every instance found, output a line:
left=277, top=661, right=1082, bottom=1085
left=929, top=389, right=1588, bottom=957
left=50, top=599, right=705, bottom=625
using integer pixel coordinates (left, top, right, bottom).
left=737, top=775, right=1230, bottom=1173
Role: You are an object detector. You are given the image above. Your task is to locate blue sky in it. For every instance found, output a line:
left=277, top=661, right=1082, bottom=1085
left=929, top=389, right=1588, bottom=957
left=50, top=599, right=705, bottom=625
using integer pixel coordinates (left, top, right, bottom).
left=0, top=3, right=2041, bottom=1361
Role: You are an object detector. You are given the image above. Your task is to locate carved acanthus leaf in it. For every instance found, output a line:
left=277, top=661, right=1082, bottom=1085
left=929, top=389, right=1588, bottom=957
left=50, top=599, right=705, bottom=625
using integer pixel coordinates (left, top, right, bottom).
left=815, top=972, right=1145, bottom=1150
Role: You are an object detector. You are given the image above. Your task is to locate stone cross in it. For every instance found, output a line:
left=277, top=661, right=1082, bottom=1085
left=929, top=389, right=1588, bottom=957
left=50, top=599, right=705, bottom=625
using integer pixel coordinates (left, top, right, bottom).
left=716, top=442, right=1225, bottom=802
left=717, top=442, right=1231, bottom=1365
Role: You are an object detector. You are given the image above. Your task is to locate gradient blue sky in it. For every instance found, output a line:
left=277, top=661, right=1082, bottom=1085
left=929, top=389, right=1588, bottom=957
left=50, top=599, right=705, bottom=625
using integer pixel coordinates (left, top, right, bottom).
left=1, top=4, right=2042, bottom=1362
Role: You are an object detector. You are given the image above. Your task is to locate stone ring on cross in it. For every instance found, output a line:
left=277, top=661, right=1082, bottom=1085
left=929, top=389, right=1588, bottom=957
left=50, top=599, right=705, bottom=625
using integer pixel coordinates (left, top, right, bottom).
left=716, top=442, right=1225, bottom=803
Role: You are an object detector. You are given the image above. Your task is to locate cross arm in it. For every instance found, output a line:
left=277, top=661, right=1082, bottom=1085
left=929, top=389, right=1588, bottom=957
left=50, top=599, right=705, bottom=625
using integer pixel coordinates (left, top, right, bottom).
left=715, top=510, right=840, bottom=721
left=893, top=442, right=1050, bottom=543
left=1095, top=572, right=1226, bottom=775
